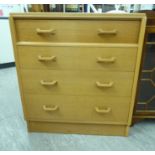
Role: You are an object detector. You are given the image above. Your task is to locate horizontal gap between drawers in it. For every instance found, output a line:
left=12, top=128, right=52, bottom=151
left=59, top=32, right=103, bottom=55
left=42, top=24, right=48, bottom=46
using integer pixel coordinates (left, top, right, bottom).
left=23, top=92, right=132, bottom=97
left=18, top=68, right=135, bottom=72
left=23, top=94, right=132, bottom=100
left=26, top=118, right=128, bottom=126
left=16, top=42, right=138, bottom=48
left=23, top=93, right=132, bottom=98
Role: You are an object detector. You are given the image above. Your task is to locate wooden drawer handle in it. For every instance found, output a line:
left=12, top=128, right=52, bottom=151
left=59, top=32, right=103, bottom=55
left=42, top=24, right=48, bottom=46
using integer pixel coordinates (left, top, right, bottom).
left=98, top=29, right=117, bottom=35
left=97, top=57, right=116, bottom=63
left=96, top=81, right=114, bottom=88
left=40, top=80, right=57, bottom=86
left=43, top=105, right=59, bottom=112
left=36, top=28, right=55, bottom=34
left=38, top=55, right=56, bottom=61
left=95, top=107, right=111, bottom=114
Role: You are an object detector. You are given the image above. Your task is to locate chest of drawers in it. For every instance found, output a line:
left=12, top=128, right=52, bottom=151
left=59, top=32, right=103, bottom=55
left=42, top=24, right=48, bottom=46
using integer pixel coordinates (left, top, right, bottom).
left=10, top=13, right=146, bottom=136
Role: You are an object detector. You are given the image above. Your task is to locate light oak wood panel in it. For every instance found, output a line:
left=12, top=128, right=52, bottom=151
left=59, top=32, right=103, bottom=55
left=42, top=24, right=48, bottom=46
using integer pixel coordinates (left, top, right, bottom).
left=128, top=15, right=147, bottom=125
left=10, top=12, right=146, bottom=20
left=25, top=94, right=130, bottom=124
left=16, top=42, right=138, bottom=47
left=20, top=70, right=134, bottom=96
left=28, top=121, right=128, bottom=136
left=15, top=19, right=140, bottom=43
left=17, top=46, right=137, bottom=72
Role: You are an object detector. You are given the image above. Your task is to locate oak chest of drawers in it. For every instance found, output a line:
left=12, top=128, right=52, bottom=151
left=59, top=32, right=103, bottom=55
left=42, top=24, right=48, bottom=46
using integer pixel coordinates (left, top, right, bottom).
left=10, top=13, right=146, bottom=136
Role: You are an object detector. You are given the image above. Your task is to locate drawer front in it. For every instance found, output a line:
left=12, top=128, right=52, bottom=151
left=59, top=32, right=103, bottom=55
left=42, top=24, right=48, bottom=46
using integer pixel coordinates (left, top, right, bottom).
left=21, top=70, right=134, bottom=96
left=25, top=94, right=131, bottom=124
left=17, top=46, right=137, bottom=72
left=15, top=19, right=140, bottom=43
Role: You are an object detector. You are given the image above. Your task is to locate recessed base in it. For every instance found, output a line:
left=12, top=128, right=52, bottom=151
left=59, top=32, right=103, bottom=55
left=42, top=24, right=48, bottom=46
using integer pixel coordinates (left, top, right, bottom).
left=27, top=121, right=129, bottom=136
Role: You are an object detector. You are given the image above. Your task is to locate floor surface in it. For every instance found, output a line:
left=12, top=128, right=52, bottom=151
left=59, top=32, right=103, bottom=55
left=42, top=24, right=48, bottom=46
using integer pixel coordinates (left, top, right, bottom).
left=0, top=67, right=155, bottom=151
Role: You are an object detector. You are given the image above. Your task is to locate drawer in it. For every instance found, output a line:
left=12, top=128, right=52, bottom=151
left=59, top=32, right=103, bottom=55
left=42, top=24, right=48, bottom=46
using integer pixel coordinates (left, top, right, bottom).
left=17, top=46, right=137, bottom=72
left=15, top=19, right=140, bottom=43
left=21, top=70, right=134, bottom=96
left=25, top=94, right=131, bottom=124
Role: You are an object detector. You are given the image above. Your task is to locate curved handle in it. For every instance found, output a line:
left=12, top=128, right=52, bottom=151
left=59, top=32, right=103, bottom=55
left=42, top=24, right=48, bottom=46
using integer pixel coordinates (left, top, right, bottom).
left=36, top=28, right=55, bottom=34
left=40, top=80, right=58, bottom=86
left=96, top=81, right=114, bottom=88
left=43, top=105, right=59, bottom=112
left=98, top=29, right=117, bottom=35
left=95, top=107, right=111, bottom=114
left=97, top=57, right=116, bottom=63
left=38, top=55, right=56, bottom=61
